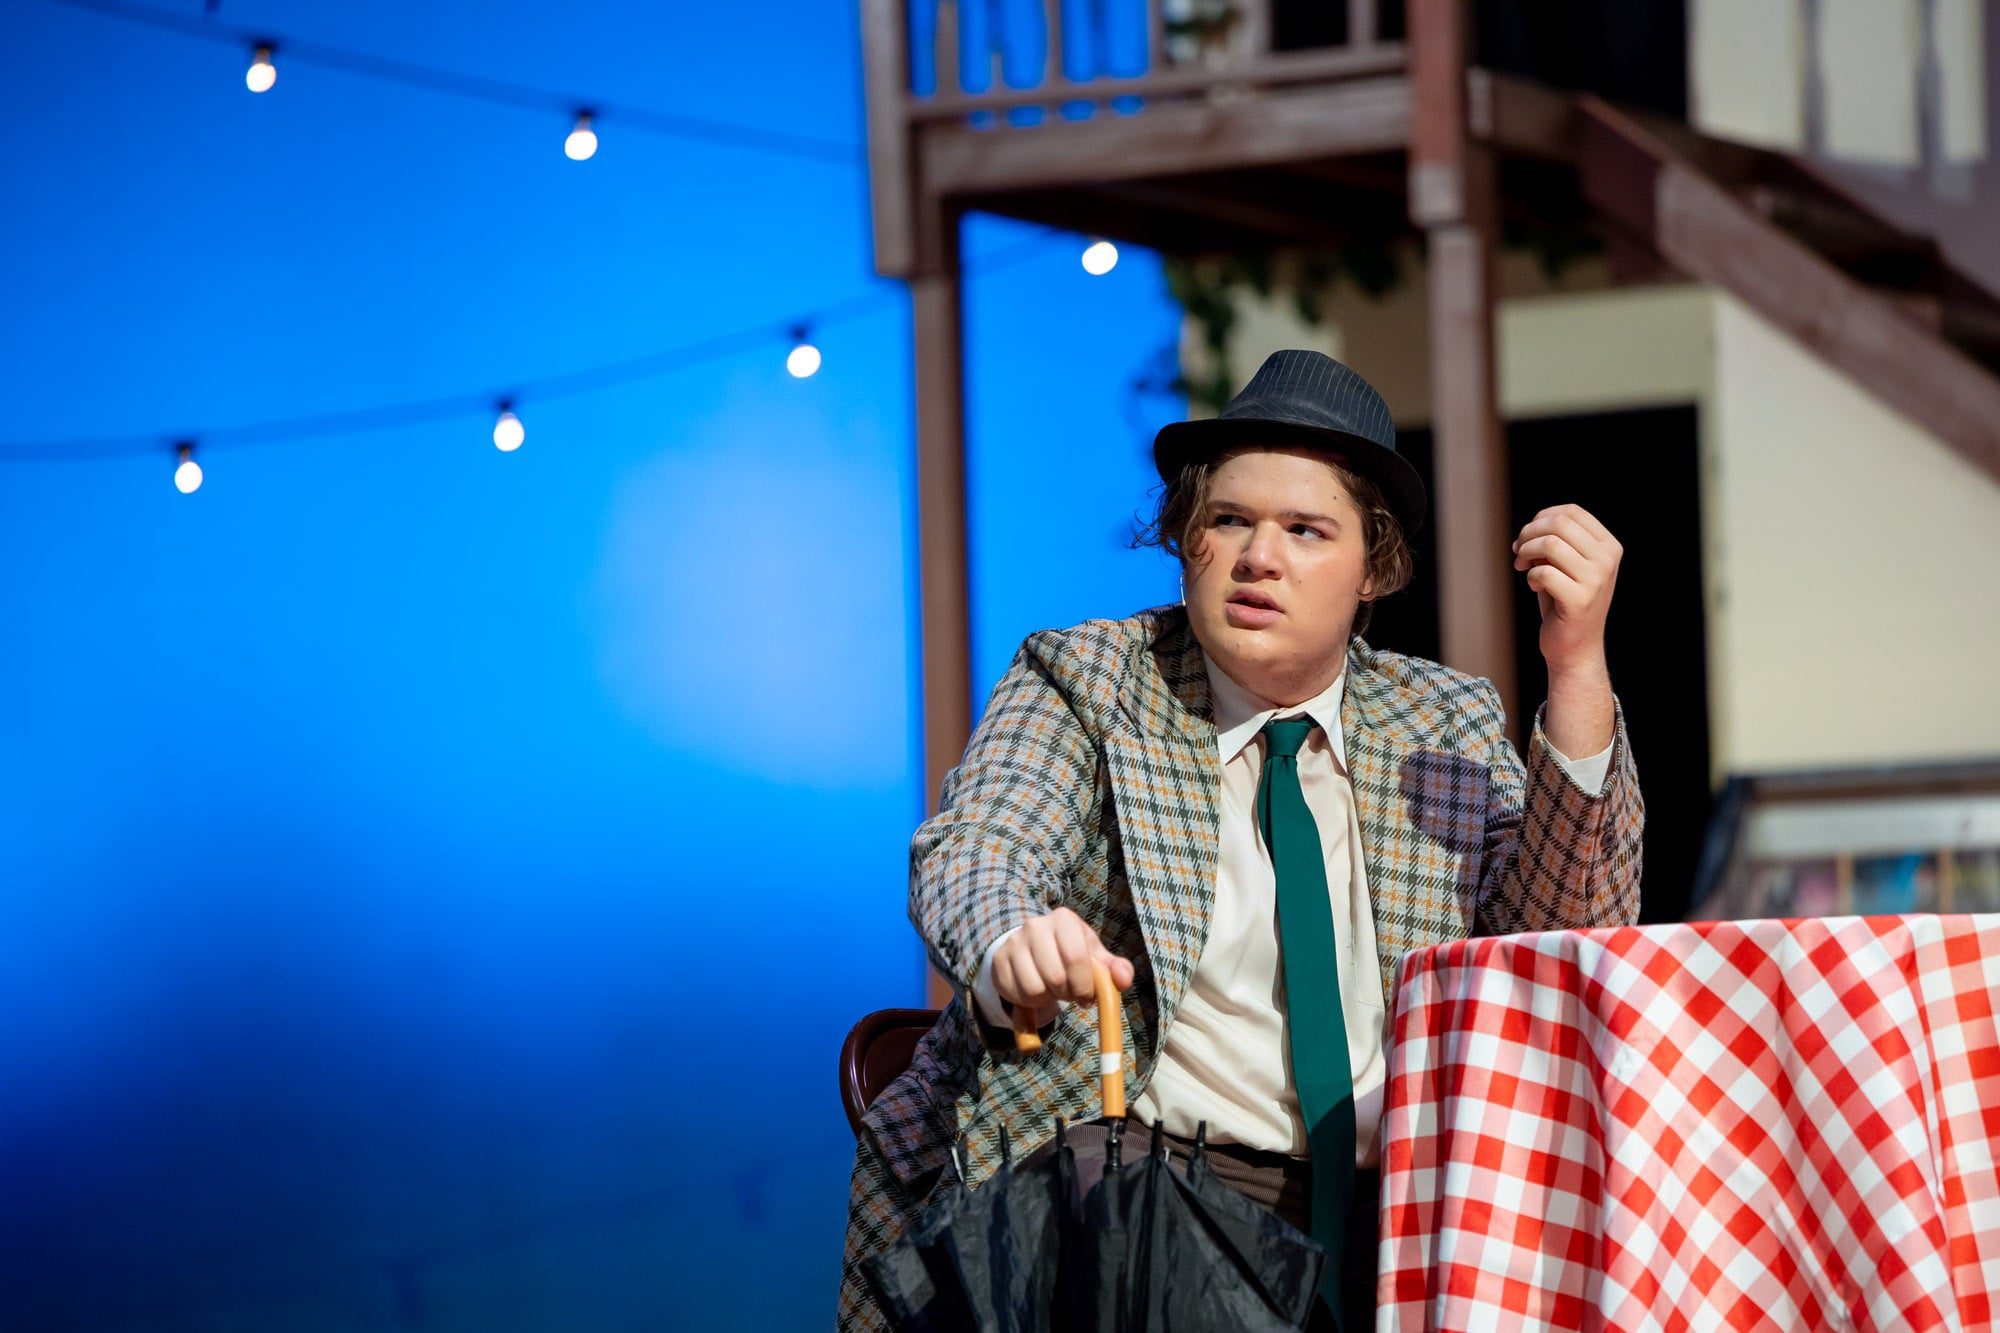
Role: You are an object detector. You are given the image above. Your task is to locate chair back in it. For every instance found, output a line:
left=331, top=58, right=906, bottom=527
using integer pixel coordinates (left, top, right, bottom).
left=839, top=1007, right=941, bottom=1135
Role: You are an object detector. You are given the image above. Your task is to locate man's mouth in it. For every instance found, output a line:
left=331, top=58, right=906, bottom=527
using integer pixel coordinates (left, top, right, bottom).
left=1223, top=589, right=1284, bottom=627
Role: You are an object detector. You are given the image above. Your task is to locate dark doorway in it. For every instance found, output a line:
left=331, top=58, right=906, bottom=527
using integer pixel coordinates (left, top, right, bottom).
left=1363, top=404, right=1712, bottom=922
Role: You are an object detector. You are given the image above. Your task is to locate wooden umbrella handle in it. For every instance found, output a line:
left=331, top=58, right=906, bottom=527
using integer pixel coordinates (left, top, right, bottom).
left=1094, top=960, right=1126, bottom=1117
left=1009, top=960, right=1125, bottom=1119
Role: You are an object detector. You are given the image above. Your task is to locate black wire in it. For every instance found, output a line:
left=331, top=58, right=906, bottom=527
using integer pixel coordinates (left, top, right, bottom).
left=44, top=0, right=864, bottom=166
left=0, top=235, right=1068, bottom=462
left=8, top=1, right=1087, bottom=465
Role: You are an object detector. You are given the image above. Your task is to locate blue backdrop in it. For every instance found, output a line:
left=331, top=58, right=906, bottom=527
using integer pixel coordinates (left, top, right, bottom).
left=0, top=1, right=1179, bottom=1327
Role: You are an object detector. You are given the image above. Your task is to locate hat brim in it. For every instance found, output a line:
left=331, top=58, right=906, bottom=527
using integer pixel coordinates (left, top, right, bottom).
left=1153, top=416, right=1427, bottom=540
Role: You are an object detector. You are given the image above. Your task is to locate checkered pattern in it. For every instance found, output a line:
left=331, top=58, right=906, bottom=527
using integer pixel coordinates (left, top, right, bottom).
left=838, top=604, right=1644, bottom=1329
left=1378, top=914, right=2000, bottom=1332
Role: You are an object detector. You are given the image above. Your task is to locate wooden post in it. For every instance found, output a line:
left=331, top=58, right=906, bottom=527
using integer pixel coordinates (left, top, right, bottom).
left=863, top=0, right=971, bottom=1009
left=1409, top=0, right=1520, bottom=746
left=861, top=0, right=916, bottom=276
left=912, top=200, right=971, bottom=1009
left=912, top=202, right=970, bottom=816
left=1347, top=0, right=1377, bottom=49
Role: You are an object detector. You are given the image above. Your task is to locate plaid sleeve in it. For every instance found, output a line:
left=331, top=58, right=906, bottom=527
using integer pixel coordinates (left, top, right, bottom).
left=908, top=639, right=1101, bottom=1042
left=1472, top=683, right=1644, bottom=934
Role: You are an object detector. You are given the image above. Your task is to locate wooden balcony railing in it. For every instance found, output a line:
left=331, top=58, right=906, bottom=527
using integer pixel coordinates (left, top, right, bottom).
left=878, top=0, right=1408, bottom=126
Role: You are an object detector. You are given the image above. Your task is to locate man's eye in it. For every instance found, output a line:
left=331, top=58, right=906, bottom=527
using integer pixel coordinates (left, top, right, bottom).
left=1212, top=513, right=1248, bottom=527
left=1290, top=524, right=1323, bottom=539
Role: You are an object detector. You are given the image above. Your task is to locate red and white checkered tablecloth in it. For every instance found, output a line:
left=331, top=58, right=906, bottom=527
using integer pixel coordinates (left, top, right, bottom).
left=1377, top=915, right=2000, bottom=1332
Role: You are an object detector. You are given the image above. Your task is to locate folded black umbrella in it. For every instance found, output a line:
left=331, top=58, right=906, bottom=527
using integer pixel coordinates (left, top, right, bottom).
left=934, top=1123, right=1074, bottom=1332
left=1175, top=1122, right=1326, bottom=1326
left=868, top=963, right=1326, bottom=1330
left=1062, top=1117, right=1325, bottom=1332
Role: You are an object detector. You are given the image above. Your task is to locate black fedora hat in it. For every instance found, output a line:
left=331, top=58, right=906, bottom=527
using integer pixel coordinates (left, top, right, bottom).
left=1153, top=349, right=1426, bottom=539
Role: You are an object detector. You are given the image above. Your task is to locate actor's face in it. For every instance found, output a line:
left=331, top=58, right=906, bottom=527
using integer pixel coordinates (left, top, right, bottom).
left=1183, top=446, right=1374, bottom=707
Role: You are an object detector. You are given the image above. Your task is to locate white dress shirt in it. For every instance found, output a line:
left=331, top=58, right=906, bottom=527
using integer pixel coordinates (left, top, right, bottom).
left=974, top=648, right=1613, bottom=1166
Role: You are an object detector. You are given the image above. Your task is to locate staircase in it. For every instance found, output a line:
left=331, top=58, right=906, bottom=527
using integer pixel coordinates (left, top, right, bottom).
left=1575, top=95, right=2000, bottom=488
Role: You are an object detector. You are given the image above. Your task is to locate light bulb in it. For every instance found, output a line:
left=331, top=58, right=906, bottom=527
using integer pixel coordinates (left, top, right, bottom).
left=493, top=405, right=525, bottom=451
left=786, top=340, right=822, bottom=379
left=174, top=443, right=203, bottom=494
left=1082, top=239, right=1119, bottom=276
left=246, top=44, right=276, bottom=94
left=564, top=112, right=598, bottom=162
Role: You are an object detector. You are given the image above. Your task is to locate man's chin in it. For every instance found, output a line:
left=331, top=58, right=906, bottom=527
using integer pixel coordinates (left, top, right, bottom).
left=1199, top=618, right=1291, bottom=665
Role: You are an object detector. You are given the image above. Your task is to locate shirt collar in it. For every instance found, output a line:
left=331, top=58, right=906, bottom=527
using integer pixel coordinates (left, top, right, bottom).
left=1202, top=648, right=1348, bottom=768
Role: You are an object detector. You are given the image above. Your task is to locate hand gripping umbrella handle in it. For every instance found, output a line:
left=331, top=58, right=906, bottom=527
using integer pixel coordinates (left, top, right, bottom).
left=1010, top=960, right=1125, bottom=1118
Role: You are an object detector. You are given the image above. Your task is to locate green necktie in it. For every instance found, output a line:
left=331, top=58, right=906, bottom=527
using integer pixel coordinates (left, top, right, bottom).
left=1256, top=716, right=1357, bottom=1324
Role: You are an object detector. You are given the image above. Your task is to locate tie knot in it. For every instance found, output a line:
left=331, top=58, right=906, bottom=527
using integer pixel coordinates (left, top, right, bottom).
left=1261, top=716, right=1315, bottom=759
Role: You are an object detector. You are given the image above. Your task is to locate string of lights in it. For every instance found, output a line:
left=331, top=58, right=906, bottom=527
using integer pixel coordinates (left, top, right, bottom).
left=46, top=0, right=863, bottom=165
left=12, top=0, right=1127, bottom=491
left=0, top=234, right=1077, bottom=463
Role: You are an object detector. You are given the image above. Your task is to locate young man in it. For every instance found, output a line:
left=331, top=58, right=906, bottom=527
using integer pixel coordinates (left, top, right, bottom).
left=838, top=350, right=1644, bottom=1331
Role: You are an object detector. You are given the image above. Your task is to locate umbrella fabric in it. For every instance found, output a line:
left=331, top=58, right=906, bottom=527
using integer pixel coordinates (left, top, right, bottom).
left=864, top=1128, right=1076, bottom=1333
left=1059, top=1119, right=1325, bottom=1332
left=933, top=1126, right=1074, bottom=1332
left=1173, top=1126, right=1326, bottom=1328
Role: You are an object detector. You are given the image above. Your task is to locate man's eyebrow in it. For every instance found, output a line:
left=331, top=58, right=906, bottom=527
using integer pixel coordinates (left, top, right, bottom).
left=1209, top=499, right=1343, bottom=526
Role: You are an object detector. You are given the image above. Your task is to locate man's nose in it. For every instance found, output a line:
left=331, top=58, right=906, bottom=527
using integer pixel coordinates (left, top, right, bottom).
left=1234, top=522, right=1284, bottom=578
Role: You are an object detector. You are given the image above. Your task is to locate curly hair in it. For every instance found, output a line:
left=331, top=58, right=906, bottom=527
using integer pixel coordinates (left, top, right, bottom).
left=1133, top=446, right=1415, bottom=640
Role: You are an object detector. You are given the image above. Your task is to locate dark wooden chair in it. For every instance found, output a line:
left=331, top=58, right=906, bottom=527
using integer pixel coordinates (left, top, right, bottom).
left=840, top=1007, right=941, bottom=1135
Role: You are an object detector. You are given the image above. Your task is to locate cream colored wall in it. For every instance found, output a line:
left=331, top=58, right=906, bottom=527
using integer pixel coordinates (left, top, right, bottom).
left=1818, top=0, right=1921, bottom=165
left=1497, top=285, right=1713, bottom=418
left=1200, top=268, right=2000, bottom=784
left=1689, top=0, right=1987, bottom=166
left=1706, top=293, right=2000, bottom=770
left=1937, top=0, right=1990, bottom=162
left=1690, top=0, right=1806, bottom=151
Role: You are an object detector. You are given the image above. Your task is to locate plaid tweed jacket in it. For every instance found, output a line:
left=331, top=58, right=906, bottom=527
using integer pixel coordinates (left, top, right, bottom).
left=837, top=603, right=1643, bottom=1329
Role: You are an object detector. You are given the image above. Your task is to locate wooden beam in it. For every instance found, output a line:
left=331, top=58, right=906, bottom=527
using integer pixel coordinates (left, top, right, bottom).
left=1042, top=0, right=1063, bottom=85
left=1408, top=0, right=1472, bottom=228
left=861, top=0, right=916, bottom=276
left=921, top=77, right=1412, bottom=196
left=1467, top=68, right=1576, bottom=162
left=1242, top=0, right=1272, bottom=59
left=1425, top=210, right=1521, bottom=734
left=1347, top=0, right=1377, bottom=48
left=908, top=38, right=1406, bottom=121
left=1410, top=0, right=1519, bottom=740
left=936, top=0, right=962, bottom=96
left=910, top=202, right=969, bottom=1010
left=1738, top=182, right=1937, bottom=268
left=910, top=207, right=972, bottom=818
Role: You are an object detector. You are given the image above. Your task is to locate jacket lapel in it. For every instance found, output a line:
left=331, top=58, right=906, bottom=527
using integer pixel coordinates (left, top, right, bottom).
left=1104, top=612, right=1220, bottom=1050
